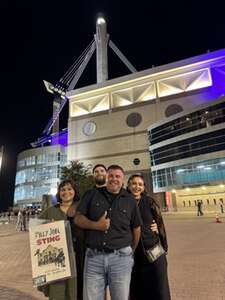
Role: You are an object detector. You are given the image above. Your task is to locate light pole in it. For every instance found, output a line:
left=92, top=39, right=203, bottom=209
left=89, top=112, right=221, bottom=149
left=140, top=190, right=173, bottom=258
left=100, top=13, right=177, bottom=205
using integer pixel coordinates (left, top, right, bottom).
left=0, top=146, right=4, bottom=210
left=0, top=146, right=3, bottom=175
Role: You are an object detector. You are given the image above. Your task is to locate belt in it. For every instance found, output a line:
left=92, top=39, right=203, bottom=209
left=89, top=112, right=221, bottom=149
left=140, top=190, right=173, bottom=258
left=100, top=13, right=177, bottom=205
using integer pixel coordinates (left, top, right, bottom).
left=91, top=247, right=115, bottom=253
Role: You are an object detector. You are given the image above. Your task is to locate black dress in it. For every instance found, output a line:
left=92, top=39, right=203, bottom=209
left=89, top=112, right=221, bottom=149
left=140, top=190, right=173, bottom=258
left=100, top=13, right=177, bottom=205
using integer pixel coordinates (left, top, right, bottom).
left=69, top=207, right=85, bottom=300
left=130, top=195, right=171, bottom=300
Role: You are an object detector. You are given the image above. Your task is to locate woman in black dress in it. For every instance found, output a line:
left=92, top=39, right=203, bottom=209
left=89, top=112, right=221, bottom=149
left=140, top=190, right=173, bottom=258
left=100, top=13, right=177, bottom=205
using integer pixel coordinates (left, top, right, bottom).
left=128, top=174, right=171, bottom=300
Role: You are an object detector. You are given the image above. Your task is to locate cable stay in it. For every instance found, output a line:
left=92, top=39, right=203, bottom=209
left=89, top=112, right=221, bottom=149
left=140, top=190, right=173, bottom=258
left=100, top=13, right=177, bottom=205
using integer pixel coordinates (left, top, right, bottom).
left=31, top=40, right=96, bottom=148
left=109, top=40, right=137, bottom=73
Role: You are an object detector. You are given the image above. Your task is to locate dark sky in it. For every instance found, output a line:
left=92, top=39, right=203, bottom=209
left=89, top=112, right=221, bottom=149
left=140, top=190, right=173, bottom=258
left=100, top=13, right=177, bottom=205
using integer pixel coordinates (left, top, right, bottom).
left=0, top=0, right=225, bottom=210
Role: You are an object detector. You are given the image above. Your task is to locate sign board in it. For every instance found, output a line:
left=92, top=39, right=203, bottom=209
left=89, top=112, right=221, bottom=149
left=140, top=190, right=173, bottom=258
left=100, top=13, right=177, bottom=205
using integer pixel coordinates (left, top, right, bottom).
left=29, top=220, right=75, bottom=286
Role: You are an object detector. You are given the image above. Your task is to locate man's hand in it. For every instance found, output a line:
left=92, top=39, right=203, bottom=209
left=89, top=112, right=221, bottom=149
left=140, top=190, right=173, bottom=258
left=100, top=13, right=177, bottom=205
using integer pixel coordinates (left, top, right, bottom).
left=75, top=211, right=110, bottom=231
left=96, top=211, right=110, bottom=231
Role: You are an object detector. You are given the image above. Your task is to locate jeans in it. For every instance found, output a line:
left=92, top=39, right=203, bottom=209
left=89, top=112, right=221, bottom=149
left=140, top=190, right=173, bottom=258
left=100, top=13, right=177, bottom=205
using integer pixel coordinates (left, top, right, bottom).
left=83, top=246, right=134, bottom=300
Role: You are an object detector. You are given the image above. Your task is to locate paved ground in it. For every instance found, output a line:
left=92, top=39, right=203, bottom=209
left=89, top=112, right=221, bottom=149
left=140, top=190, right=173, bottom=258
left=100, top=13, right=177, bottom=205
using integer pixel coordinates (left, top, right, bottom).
left=165, top=213, right=225, bottom=300
left=0, top=213, right=225, bottom=300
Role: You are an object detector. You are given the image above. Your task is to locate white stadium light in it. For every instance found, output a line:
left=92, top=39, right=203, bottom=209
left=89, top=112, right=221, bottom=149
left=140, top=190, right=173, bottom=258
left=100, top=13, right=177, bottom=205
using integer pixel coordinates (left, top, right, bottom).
left=97, top=17, right=105, bottom=25
left=197, top=165, right=205, bottom=169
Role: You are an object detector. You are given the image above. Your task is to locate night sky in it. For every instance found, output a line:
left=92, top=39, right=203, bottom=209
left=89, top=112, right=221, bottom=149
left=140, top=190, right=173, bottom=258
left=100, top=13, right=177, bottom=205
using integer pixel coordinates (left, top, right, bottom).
left=0, top=0, right=225, bottom=210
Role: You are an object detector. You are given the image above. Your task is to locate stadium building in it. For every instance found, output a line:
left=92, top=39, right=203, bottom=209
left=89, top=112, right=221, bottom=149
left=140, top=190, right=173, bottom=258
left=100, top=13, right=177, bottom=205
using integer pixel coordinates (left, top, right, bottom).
left=14, top=18, right=225, bottom=210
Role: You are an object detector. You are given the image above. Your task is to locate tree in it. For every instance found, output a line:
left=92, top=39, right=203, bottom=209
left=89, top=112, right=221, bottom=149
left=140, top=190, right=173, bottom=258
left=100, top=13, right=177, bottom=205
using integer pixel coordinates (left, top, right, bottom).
left=60, top=161, right=95, bottom=197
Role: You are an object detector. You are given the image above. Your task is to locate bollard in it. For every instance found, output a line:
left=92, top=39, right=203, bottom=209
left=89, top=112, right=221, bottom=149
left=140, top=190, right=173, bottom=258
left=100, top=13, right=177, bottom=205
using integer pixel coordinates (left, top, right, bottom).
left=215, top=214, right=222, bottom=223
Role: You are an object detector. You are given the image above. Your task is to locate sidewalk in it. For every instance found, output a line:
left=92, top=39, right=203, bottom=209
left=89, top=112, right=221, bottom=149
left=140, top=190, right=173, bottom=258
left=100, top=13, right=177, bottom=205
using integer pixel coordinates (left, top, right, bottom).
left=0, top=222, right=45, bottom=300
left=164, top=214, right=225, bottom=300
left=163, top=210, right=225, bottom=220
left=0, top=215, right=225, bottom=299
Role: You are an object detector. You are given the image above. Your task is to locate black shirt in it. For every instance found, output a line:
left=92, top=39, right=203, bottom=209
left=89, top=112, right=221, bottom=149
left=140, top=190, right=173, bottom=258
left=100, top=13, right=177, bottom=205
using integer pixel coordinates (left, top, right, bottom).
left=138, top=194, right=168, bottom=252
left=138, top=196, right=159, bottom=249
left=77, top=187, right=141, bottom=250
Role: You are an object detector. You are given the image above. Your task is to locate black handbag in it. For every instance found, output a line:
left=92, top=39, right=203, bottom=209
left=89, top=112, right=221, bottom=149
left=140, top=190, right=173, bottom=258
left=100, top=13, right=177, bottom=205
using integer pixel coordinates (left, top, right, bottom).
left=144, top=241, right=165, bottom=263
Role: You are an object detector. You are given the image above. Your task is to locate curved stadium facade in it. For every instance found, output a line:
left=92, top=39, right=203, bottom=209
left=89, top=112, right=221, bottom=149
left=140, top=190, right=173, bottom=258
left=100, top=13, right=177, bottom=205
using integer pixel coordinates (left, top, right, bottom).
left=14, top=140, right=67, bottom=208
left=148, top=97, right=225, bottom=211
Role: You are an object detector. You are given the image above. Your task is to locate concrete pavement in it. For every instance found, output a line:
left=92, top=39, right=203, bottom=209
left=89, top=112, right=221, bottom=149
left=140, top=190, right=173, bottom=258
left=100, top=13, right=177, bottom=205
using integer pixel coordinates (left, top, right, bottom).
left=0, top=213, right=225, bottom=299
left=165, top=213, right=225, bottom=300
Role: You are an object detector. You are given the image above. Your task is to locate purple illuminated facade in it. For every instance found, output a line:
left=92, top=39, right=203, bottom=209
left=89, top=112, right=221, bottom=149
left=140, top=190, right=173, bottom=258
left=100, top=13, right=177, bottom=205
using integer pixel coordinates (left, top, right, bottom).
left=50, top=129, right=68, bottom=147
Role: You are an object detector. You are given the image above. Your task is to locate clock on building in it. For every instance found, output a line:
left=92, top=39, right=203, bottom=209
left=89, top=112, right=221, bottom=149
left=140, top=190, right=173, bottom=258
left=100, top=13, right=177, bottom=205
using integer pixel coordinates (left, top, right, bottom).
left=83, top=121, right=97, bottom=136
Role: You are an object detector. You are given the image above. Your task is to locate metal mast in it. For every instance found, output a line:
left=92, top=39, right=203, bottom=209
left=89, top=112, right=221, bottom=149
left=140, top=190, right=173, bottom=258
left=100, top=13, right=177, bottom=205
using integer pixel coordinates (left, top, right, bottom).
left=31, top=16, right=137, bottom=148
left=95, top=17, right=109, bottom=83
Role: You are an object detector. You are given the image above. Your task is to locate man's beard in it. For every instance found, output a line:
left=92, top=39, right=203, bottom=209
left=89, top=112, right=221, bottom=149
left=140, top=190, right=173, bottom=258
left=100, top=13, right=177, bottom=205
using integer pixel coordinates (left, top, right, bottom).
left=95, top=176, right=106, bottom=186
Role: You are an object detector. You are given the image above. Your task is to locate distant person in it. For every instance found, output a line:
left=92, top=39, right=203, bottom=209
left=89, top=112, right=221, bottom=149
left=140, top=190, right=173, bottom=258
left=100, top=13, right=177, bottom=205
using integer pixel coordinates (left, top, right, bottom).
left=26, top=209, right=30, bottom=222
left=22, top=209, right=27, bottom=230
left=38, top=179, right=83, bottom=300
left=127, top=174, right=171, bottom=300
left=16, top=210, right=23, bottom=231
left=197, top=200, right=204, bottom=216
left=219, top=199, right=224, bottom=214
left=75, top=165, right=141, bottom=300
left=7, top=210, right=11, bottom=223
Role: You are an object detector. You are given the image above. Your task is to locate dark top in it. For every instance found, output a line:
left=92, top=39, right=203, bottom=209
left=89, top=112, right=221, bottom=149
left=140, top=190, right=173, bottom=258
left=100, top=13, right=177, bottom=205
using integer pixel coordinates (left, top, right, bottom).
left=37, top=205, right=77, bottom=297
left=39, top=204, right=83, bottom=248
left=138, top=194, right=168, bottom=252
left=77, top=187, right=141, bottom=250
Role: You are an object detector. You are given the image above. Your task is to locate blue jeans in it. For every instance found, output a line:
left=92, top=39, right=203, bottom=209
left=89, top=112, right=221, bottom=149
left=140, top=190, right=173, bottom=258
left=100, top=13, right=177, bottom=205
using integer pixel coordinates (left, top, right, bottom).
left=83, top=246, right=134, bottom=300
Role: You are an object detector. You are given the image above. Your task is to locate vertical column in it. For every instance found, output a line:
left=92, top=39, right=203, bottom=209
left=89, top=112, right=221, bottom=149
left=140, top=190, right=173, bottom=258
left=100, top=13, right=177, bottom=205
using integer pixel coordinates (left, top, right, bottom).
left=95, top=17, right=108, bottom=83
left=52, top=97, right=61, bottom=134
left=171, top=192, right=178, bottom=211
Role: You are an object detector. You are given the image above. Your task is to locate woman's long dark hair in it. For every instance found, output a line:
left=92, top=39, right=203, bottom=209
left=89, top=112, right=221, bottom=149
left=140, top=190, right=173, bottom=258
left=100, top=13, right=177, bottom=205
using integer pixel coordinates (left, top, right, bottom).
left=56, top=179, right=80, bottom=203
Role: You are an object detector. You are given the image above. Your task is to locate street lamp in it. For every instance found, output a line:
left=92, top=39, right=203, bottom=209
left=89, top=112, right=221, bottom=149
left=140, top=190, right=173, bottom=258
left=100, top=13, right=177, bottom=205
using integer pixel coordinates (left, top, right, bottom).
left=0, top=146, right=4, bottom=174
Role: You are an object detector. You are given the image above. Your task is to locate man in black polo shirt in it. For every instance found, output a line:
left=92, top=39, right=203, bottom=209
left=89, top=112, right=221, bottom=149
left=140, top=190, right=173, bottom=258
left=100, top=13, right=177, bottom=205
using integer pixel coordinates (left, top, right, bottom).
left=75, top=165, right=141, bottom=300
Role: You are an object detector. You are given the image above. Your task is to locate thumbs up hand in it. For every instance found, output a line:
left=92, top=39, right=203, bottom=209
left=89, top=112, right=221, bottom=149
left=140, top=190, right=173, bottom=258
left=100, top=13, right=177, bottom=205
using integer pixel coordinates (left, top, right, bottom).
left=96, top=211, right=110, bottom=231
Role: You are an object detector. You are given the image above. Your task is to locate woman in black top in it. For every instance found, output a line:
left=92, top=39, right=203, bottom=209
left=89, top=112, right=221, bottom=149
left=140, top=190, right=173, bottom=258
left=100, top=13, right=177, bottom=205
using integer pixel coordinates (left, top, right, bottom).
left=128, top=174, right=171, bottom=300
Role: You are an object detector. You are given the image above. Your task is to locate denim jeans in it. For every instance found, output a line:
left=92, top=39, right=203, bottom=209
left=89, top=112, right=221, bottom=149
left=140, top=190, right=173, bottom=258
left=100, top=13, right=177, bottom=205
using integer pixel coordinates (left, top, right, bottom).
left=83, top=246, right=134, bottom=300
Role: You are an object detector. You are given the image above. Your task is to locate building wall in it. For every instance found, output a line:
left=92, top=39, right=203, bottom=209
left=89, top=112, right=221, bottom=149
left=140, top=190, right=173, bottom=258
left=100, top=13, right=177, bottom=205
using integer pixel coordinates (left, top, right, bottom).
left=67, top=49, right=225, bottom=179
left=68, top=103, right=155, bottom=172
left=66, top=49, right=225, bottom=211
left=68, top=92, right=224, bottom=176
left=172, top=185, right=225, bottom=212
